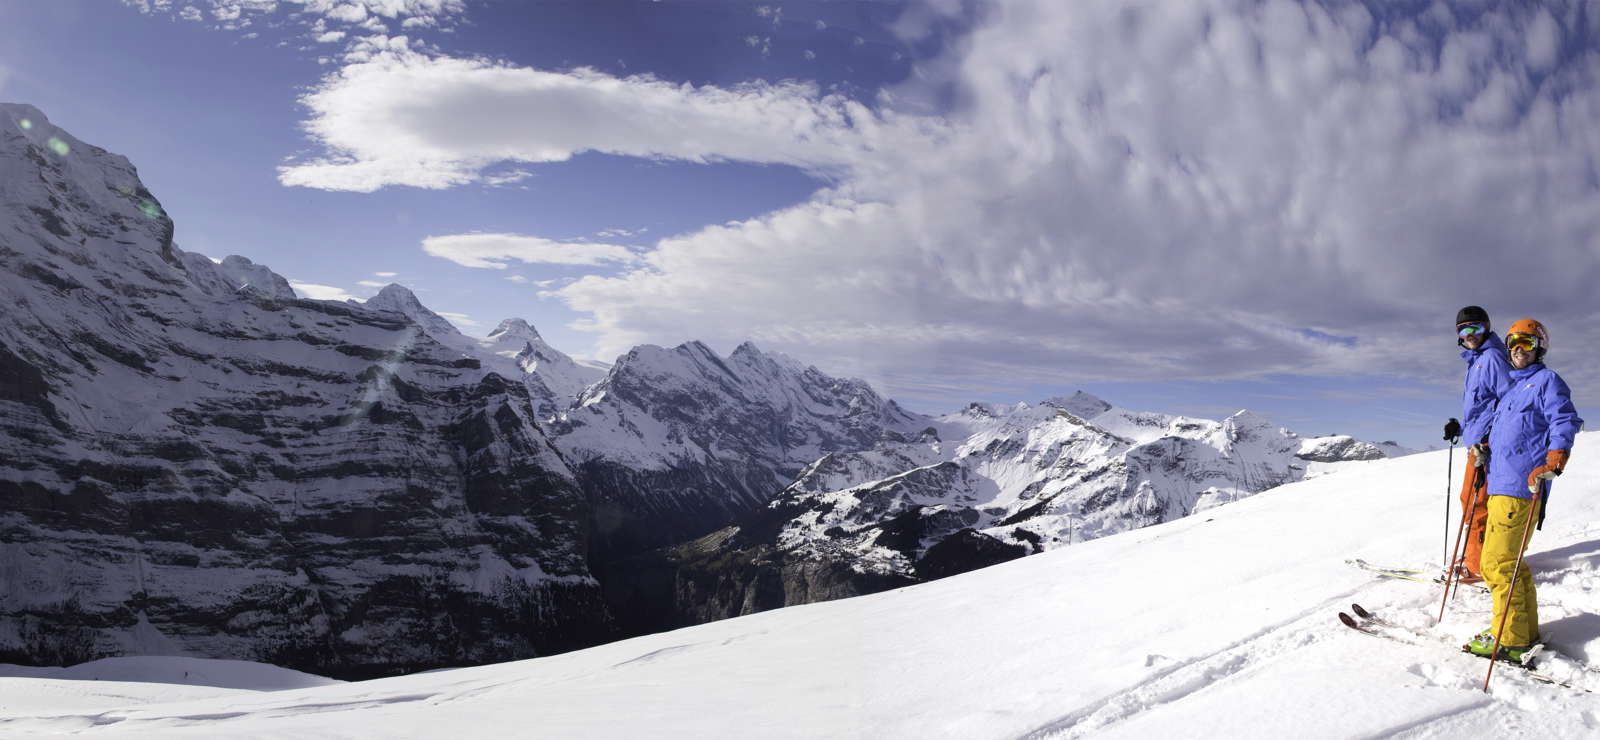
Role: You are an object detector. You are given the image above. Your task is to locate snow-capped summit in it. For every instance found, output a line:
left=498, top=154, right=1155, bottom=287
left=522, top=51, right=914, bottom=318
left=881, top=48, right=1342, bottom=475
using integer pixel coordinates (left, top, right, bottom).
left=488, top=317, right=542, bottom=342
left=480, top=317, right=605, bottom=408
left=363, top=283, right=463, bottom=340
left=1042, top=391, right=1113, bottom=419
left=216, top=255, right=297, bottom=299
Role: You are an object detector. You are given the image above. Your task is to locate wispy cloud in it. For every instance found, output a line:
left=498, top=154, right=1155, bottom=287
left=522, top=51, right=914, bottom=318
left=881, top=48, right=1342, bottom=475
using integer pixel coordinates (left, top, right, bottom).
left=436, top=311, right=483, bottom=330
left=422, top=233, right=640, bottom=270
left=277, top=45, right=916, bottom=191
left=288, top=280, right=359, bottom=301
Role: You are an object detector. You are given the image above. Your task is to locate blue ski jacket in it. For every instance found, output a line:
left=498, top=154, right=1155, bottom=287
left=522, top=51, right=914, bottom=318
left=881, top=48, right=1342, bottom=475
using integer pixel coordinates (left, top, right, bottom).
left=1460, top=332, right=1512, bottom=447
left=1486, top=363, right=1583, bottom=500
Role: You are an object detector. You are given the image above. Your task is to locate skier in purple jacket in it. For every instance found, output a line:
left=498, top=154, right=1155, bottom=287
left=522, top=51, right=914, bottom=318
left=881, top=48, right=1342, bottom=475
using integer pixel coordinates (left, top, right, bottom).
left=1464, top=318, right=1582, bottom=661
left=1448, top=305, right=1511, bottom=580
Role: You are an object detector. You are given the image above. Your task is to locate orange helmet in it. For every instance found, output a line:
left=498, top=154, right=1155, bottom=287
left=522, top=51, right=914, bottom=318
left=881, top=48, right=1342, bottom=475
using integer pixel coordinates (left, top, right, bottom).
left=1505, top=318, right=1548, bottom=359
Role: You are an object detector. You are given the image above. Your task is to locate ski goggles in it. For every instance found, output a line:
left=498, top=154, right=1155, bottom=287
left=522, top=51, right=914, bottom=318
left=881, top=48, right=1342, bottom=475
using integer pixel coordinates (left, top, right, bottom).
left=1505, top=333, right=1543, bottom=352
left=1456, top=323, right=1487, bottom=338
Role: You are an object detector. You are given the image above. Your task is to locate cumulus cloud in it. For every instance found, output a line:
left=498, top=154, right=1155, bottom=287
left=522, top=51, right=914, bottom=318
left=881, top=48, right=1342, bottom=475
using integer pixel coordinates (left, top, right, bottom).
left=421, top=233, right=640, bottom=270
left=216, top=0, right=1600, bottom=405
left=554, top=0, right=1600, bottom=399
left=277, top=46, right=915, bottom=191
left=119, top=0, right=464, bottom=38
left=289, top=280, right=360, bottom=301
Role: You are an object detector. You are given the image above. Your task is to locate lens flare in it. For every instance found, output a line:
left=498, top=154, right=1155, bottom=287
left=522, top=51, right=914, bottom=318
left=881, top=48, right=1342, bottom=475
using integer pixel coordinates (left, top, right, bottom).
left=19, top=118, right=32, bottom=130
left=47, top=136, right=70, bottom=156
left=139, top=200, right=163, bottom=220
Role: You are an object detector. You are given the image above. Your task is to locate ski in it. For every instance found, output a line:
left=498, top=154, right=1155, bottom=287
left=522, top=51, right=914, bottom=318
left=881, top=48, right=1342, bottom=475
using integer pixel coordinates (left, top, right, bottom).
left=1338, top=604, right=1588, bottom=691
left=1432, top=574, right=1491, bottom=594
left=1345, top=558, right=1431, bottom=583
left=1345, top=559, right=1491, bottom=593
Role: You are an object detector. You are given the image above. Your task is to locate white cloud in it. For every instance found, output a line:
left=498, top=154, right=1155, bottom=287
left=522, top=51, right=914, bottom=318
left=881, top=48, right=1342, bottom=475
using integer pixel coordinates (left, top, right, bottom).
left=422, top=233, right=640, bottom=270
left=1524, top=9, right=1563, bottom=72
left=117, top=1, right=465, bottom=37
left=374, top=271, right=397, bottom=277
left=326, top=3, right=368, bottom=23
left=289, top=280, right=359, bottom=301
left=436, top=311, right=483, bottom=330
left=356, top=280, right=387, bottom=287
left=546, top=0, right=1600, bottom=400
left=278, top=47, right=914, bottom=191
left=506, top=275, right=530, bottom=284
left=316, top=31, right=347, bottom=43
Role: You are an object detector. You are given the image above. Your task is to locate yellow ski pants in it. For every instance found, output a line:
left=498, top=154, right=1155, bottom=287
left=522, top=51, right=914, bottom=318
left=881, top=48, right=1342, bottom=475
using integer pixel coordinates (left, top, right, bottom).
left=1482, top=494, right=1541, bottom=647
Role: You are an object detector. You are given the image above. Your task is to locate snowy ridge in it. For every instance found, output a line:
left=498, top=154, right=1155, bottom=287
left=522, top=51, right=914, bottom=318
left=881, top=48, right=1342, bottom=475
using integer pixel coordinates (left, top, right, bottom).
left=3, top=438, right=1596, bottom=738
left=758, top=392, right=1403, bottom=581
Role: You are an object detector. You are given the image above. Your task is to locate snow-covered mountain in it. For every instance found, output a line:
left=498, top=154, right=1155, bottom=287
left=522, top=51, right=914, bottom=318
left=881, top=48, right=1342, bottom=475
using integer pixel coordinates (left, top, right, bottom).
left=0, top=102, right=1412, bottom=680
left=0, top=103, right=610, bottom=677
left=554, top=340, right=925, bottom=562
left=6, top=437, right=1596, bottom=739
left=624, top=392, right=1407, bottom=629
left=359, top=285, right=606, bottom=420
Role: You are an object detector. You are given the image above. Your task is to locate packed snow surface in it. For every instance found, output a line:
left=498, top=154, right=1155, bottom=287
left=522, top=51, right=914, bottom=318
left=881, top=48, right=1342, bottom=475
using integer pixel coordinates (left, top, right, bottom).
left=6, top=437, right=1600, bottom=738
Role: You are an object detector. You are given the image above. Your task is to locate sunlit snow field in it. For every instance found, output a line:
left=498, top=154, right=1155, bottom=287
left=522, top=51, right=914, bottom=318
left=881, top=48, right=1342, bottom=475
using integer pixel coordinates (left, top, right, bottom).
left=7, top=436, right=1600, bottom=738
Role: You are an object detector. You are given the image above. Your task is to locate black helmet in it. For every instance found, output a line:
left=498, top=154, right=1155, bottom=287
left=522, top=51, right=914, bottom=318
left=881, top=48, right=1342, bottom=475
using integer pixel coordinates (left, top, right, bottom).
left=1455, top=305, right=1489, bottom=329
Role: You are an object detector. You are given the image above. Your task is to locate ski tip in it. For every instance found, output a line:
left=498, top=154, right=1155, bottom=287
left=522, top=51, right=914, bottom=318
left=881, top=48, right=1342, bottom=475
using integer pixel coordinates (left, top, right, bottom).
left=1351, top=603, right=1372, bottom=619
left=1338, top=612, right=1358, bottom=628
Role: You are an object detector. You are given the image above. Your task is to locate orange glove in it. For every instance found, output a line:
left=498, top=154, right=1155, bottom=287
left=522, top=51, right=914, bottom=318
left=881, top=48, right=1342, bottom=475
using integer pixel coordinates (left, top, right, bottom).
left=1527, top=449, right=1571, bottom=493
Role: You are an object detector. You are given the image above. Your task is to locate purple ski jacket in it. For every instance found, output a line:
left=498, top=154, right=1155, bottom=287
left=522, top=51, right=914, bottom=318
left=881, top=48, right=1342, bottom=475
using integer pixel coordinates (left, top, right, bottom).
left=1460, top=332, right=1512, bottom=447
left=1486, top=363, right=1583, bottom=500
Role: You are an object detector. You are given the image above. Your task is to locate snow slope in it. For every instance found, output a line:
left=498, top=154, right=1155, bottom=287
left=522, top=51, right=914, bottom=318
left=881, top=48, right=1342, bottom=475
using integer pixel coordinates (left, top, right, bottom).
left=5, top=435, right=1600, bottom=737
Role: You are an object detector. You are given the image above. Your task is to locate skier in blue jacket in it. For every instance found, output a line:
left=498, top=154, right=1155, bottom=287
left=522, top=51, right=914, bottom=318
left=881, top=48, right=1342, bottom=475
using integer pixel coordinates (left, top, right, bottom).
left=1447, top=305, right=1512, bottom=580
left=1464, top=318, right=1582, bottom=661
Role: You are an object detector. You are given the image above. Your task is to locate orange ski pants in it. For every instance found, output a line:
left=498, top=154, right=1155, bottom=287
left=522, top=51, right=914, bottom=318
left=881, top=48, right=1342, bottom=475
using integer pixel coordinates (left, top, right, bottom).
left=1457, top=447, right=1490, bottom=576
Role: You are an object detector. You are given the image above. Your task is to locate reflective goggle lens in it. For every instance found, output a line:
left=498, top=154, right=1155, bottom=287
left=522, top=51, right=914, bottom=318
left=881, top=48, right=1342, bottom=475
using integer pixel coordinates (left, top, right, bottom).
left=1457, top=323, right=1486, bottom=338
left=1506, top=333, right=1541, bottom=351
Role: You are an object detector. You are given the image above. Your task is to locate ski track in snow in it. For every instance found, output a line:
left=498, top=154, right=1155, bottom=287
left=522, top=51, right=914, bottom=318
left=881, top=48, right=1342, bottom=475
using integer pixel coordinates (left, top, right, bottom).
left=1017, top=589, right=1367, bottom=739
left=1023, top=552, right=1600, bottom=739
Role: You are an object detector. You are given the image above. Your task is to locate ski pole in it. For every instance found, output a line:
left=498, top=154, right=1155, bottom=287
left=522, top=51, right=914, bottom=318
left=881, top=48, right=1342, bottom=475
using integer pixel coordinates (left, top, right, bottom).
left=1483, top=491, right=1544, bottom=693
left=1444, top=442, right=1455, bottom=571
left=1438, top=463, right=1485, bottom=622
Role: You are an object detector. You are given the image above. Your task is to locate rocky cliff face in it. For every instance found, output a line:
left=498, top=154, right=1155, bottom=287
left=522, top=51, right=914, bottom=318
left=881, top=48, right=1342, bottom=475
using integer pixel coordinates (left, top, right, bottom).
left=0, top=104, right=611, bottom=678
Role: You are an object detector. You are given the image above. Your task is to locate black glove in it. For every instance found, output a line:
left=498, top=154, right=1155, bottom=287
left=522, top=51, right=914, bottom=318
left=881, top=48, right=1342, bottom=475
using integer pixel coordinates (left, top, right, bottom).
left=1443, top=418, right=1461, bottom=443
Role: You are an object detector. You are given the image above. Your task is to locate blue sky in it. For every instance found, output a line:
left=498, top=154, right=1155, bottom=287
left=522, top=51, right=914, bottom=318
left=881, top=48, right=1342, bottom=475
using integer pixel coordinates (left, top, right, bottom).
left=5, top=0, right=1600, bottom=451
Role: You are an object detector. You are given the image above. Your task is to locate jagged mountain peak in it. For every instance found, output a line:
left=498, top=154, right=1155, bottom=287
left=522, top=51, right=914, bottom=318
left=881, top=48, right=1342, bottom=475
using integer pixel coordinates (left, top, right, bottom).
left=362, top=283, right=463, bottom=339
left=2, top=102, right=177, bottom=265
left=369, top=282, right=422, bottom=307
left=1042, top=391, right=1113, bottom=419
left=216, top=255, right=296, bottom=299
left=488, top=318, right=542, bottom=341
